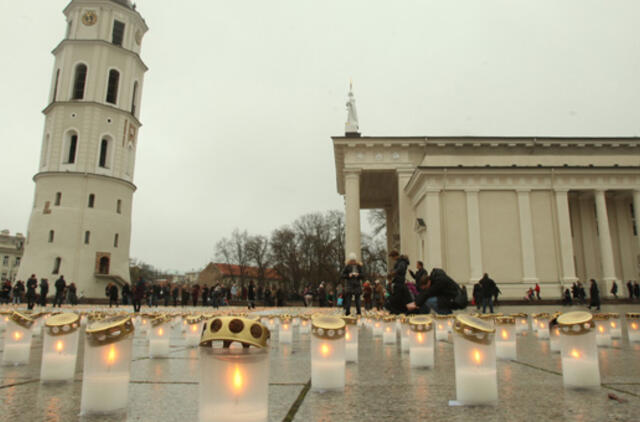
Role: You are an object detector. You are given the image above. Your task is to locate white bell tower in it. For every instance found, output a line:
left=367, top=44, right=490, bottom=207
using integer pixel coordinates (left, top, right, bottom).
left=17, top=0, right=148, bottom=298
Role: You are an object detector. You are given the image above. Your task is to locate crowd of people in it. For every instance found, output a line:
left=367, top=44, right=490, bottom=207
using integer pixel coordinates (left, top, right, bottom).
left=0, top=274, right=78, bottom=309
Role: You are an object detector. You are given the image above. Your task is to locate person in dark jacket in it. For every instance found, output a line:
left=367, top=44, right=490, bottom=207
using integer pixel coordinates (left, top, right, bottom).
left=627, top=280, right=634, bottom=299
left=121, top=283, right=131, bottom=305
left=68, top=282, right=78, bottom=305
left=479, top=273, right=497, bottom=313
left=39, top=278, right=49, bottom=306
left=132, top=277, right=145, bottom=313
left=317, top=282, right=327, bottom=307
left=108, top=283, right=119, bottom=307
left=472, top=282, right=481, bottom=310
left=247, top=282, right=256, bottom=309
left=202, top=286, right=210, bottom=306
left=1, top=279, right=11, bottom=304
left=407, top=268, right=458, bottom=315
left=341, top=252, right=363, bottom=316
left=13, top=280, right=25, bottom=304
left=181, top=285, right=190, bottom=307
left=409, top=261, right=427, bottom=286
left=610, top=281, right=618, bottom=299
left=192, top=284, right=200, bottom=307
left=588, top=279, right=600, bottom=311
left=26, top=275, right=38, bottom=309
left=53, top=275, right=66, bottom=307
left=386, top=250, right=412, bottom=315
left=635, top=281, right=640, bottom=300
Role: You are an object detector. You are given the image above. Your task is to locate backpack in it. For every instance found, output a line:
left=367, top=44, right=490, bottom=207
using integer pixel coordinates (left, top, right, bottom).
left=431, top=268, right=467, bottom=310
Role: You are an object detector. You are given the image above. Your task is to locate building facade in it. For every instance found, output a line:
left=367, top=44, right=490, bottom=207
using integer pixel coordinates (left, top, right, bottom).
left=17, top=0, right=148, bottom=298
left=0, top=230, right=25, bottom=282
left=334, top=92, right=640, bottom=299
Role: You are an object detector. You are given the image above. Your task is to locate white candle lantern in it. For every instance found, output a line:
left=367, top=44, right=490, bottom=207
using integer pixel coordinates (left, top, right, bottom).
left=185, top=316, right=204, bottom=348
left=41, top=313, right=80, bottom=382
left=557, top=311, right=600, bottom=389
left=549, top=318, right=561, bottom=353
left=199, top=316, right=271, bottom=422
left=149, top=316, right=171, bottom=358
left=138, top=315, right=150, bottom=336
left=435, top=316, right=449, bottom=342
left=342, top=316, right=358, bottom=363
left=593, top=314, right=612, bottom=347
left=299, top=318, right=311, bottom=334
left=408, top=315, right=434, bottom=368
left=536, top=314, right=550, bottom=339
left=514, top=313, right=529, bottom=334
left=372, top=319, right=383, bottom=337
left=311, top=315, right=346, bottom=392
left=292, top=317, right=300, bottom=327
left=278, top=317, right=293, bottom=344
left=81, top=315, right=135, bottom=414
left=607, top=313, right=622, bottom=339
left=532, top=314, right=540, bottom=333
left=2, top=311, right=34, bottom=366
left=495, top=316, right=517, bottom=360
left=400, top=317, right=410, bottom=353
left=382, top=318, right=396, bottom=344
left=446, top=316, right=455, bottom=333
left=0, top=311, right=9, bottom=332
left=453, top=315, right=498, bottom=405
left=626, top=313, right=640, bottom=343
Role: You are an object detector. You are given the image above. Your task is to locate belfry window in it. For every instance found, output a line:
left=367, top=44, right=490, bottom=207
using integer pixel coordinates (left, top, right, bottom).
left=84, top=231, right=91, bottom=244
left=131, top=81, right=138, bottom=115
left=112, top=20, right=125, bottom=46
left=52, top=257, right=61, bottom=275
left=99, top=138, right=109, bottom=168
left=48, top=230, right=55, bottom=243
left=55, top=192, right=62, bottom=206
left=88, top=194, right=95, bottom=208
left=53, top=69, right=60, bottom=102
left=106, top=70, right=120, bottom=104
left=72, top=64, right=87, bottom=100
left=66, top=134, right=78, bottom=164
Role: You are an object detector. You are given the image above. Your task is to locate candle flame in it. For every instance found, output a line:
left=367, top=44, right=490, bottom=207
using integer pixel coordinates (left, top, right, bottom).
left=142, top=320, right=147, bottom=325
left=438, top=324, right=443, bottom=330
left=501, top=329, right=509, bottom=340
left=283, top=324, right=289, bottom=330
left=555, top=328, right=560, bottom=336
left=346, top=332, right=351, bottom=341
left=472, top=349, right=482, bottom=364
left=570, top=349, right=581, bottom=359
left=385, top=327, right=391, bottom=333
left=107, top=345, right=117, bottom=365
left=232, top=365, right=243, bottom=393
left=158, top=328, right=164, bottom=336
left=321, top=344, right=330, bottom=357
left=539, top=323, right=545, bottom=329
left=191, top=325, right=198, bottom=333
left=55, top=340, right=64, bottom=352
left=417, top=333, right=424, bottom=343
left=632, top=323, right=638, bottom=330
left=13, top=331, right=22, bottom=341
left=610, top=322, right=616, bottom=329
left=598, top=326, right=604, bottom=334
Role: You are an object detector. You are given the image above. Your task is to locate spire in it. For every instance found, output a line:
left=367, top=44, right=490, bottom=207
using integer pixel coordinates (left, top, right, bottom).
left=345, top=80, right=360, bottom=137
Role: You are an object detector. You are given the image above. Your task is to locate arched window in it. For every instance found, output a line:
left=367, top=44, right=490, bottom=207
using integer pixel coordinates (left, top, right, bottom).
left=84, top=231, right=91, bottom=244
left=53, top=257, right=62, bottom=274
left=55, top=192, right=62, bottom=206
left=48, top=230, right=55, bottom=243
left=131, top=81, right=138, bottom=115
left=72, top=64, right=87, bottom=100
left=99, top=256, right=110, bottom=274
left=99, top=138, right=110, bottom=168
left=65, top=133, right=78, bottom=164
left=88, top=194, right=95, bottom=208
left=106, top=70, right=120, bottom=104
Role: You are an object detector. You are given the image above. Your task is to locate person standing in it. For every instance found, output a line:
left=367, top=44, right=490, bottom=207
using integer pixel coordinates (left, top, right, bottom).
left=1, top=279, right=11, bottom=304
left=317, top=282, right=327, bottom=307
left=192, top=283, right=201, bottom=307
left=627, top=280, right=634, bottom=299
left=68, top=282, right=78, bottom=305
left=472, top=282, right=482, bottom=310
left=13, top=280, right=25, bottom=304
left=479, top=273, right=497, bottom=313
left=132, top=277, right=145, bottom=313
left=108, top=283, right=119, bottom=308
left=374, top=280, right=385, bottom=310
left=121, top=283, right=131, bottom=305
left=341, top=253, right=364, bottom=316
left=39, top=278, right=49, bottom=306
left=409, top=261, right=427, bottom=285
left=588, top=279, right=601, bottom=311
left=26, top=275, right=38, bottom=310
left=386, top=250, right=412, bottom=314
left=181, top=285, right=190, bottom=307
left=53, top=275, right=66, bottom=307
left=363, top=281, right=372, bottom=311
left=610, top=281, right=618, bottom=299
left=534, top=283, right=541, bottom=300
left=634, top=281, right=640, bottom=300
left=202, top=285, right=209, bottom=306
left=247, top=281, right=256, bottom=309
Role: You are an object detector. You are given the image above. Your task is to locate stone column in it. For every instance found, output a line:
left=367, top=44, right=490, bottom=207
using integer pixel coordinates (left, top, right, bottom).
left=424, top=189, right=442, bottom=269
left=517, top=189, right=538, bottom=283
left=633, top=190, right=640, bottom=251
left=397, top=169, right=415, bottom=262
left=554, top=189, right=578, bottom=286
left=466, top=189, right=483, bottom=283
left=594, top=189, right=617, bottom=295
left=344, top=169, right=362, bottom=261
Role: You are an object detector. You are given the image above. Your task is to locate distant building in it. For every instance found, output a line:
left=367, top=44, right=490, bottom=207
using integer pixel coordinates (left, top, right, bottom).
left=197, top=263, right=282, bottom=287
left=0, top=230, right=25, bottom=281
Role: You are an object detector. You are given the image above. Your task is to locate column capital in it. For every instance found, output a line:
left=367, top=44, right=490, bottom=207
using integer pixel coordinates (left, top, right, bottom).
left=554, top=188, right=570, bottom=194
left=344, top=168, right=362, bottom=178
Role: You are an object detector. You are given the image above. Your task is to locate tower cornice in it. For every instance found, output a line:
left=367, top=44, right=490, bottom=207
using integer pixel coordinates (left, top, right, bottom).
left=52, top=39, right=148, bottom=72
left=42, top=101, right=143, bottom=128
left=63, top=0, right=149, bottom=32
left=33, top=171, right=137, bottom=192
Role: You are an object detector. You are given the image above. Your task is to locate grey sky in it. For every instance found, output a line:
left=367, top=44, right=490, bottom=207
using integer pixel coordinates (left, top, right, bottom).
left=2, top=0, right=639, bottom=273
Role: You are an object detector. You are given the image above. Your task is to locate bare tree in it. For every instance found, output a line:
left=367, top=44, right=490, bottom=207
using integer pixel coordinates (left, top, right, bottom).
left=246, top=235, right=270, bottom=287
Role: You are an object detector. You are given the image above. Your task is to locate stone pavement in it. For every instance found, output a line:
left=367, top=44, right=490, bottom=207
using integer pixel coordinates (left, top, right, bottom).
left=0, top=303, right=639, bottom=422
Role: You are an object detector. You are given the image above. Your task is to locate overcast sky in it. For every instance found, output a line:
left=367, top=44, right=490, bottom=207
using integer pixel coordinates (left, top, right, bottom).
left=2, top=0, right=639, bottom=273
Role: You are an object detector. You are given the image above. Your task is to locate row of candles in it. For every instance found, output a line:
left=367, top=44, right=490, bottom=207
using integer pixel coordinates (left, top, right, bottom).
left=1, top=309, right=639, bottom=421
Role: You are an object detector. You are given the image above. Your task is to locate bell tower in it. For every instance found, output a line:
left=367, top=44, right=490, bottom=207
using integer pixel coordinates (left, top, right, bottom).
left=17, top=0, right=148, bottom=298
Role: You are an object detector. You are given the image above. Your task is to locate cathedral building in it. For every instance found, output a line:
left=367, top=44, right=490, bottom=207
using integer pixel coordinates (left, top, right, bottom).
left=17, top=0, right=148, bottom=298
left=334, top=88, right=640, bottom=298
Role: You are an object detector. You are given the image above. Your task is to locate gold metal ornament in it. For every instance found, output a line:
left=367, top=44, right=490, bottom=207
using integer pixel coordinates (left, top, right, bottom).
left=311, top=315, right=346, bottom=340
left=86, top=315, right=134, bottom=347
left=45, top=312, right=80, bottom=336
left=10, top=311, right=34, bottom=329
left=408, top=315, right=433, bottom=332
left=200, top=316, right=269, bottom=349
left=454, top=314, right=495, bottom=345
left=557, top=311, right=594, bottom=336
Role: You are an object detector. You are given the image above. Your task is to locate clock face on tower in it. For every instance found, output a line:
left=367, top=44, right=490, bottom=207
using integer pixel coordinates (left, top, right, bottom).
left=82, top=10, right=98, bottom=26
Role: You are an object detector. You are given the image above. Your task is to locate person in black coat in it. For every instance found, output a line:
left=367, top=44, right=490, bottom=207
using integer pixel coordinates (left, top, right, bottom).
left=627, top=280, right=634, bottom=299
left=121, top=283, right=131, bottom=305
left=479, top=273, right=497, bottom=313
left=132, top=277, right=145, bottom=313
left=247, top=282, right=256, bottom=309
left=341, top=253, right=363, bottom=316
left=407, top=268, right=458, bottom=315
left=409, top=261, right=427, bottom=286
left=108, top=283, right=119, bottom=307
left=39, top=278, right=49, bottom=306
left=53, top=276, right=66, bottom=307
left=386, top=250, right=412, bottom=315
left=68, top=282, right=78, bottom=305
left=0, top=279, right=11, bottom=304
left=26, top=275, right=38, bottom=309
left=588, top=279, right=600, bottom=311
left=472, top=282, right=481, bottom=310
left=13, top=280, right=25, bottom=304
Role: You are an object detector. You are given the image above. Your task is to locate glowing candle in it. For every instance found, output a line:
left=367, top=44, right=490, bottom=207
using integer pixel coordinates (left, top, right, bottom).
left=608, top=314, right=622, bottom=339
left=409, top=316, right=434, bottom=368
left=435, top=318, right=449, bottom=342
left=2, top=312, right=34, bottom=366
left=311, top=315, right=345, bottom=392
left=278, top=319, right=292, bottom=344
left=382, top=319, right=396, bottom=344
left=453, top=315, right=497, bottom=405
left=149, top=317, right=171, bottom=358
left=495, top=317, right=517, bottom=360
left=41, top=313, right=80, bottom=383
left=626, top=313, right=640, bottom=343
left=594, top=317, right=612, bottom=347
left=558, top=311, right=600, bottom=389
left=343, top=317, right=359, bottom=363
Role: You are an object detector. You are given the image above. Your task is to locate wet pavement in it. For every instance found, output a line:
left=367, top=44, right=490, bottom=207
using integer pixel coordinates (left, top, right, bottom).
left=0, top=303, right=639, bottom=422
